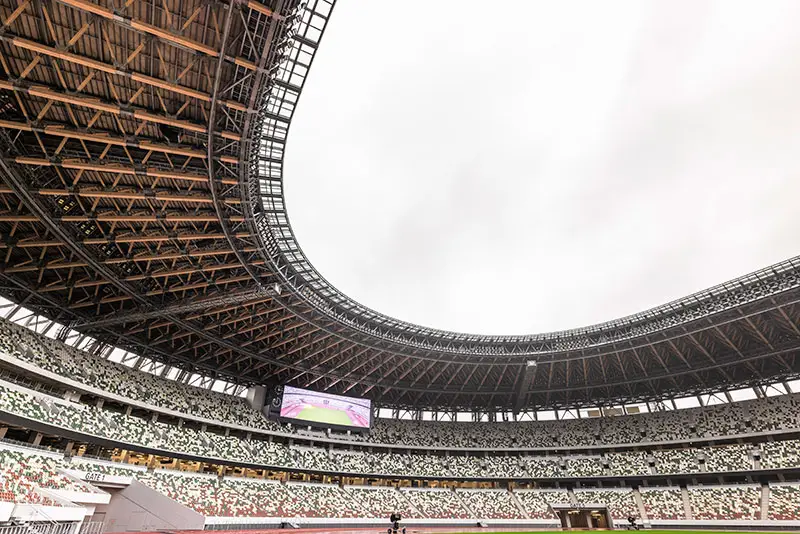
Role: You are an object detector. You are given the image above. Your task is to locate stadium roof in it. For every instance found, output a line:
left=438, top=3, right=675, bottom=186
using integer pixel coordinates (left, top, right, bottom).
left=0, top=0, right=799, bottom=410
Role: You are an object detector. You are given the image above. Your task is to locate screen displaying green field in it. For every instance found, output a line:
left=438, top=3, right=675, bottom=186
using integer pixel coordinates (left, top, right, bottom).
left=279, top=385, right=371, bottom=428
left=295, top=406, right=354, bottom=426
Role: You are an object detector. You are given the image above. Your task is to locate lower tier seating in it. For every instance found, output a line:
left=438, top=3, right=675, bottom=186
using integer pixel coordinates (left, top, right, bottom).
left=768, top=484, right=800, bottom=520
left=514, top=489, right=567, bottom=519
left=4, top=446, right=800, bottom=522
left=456, top=489, right=525, bottom=519
left=639, top=487, right=684, bottom=520
left=140, top=471, right=266, bottom=518
left=573, top=488, right=638, bottom=520
left=688, top=485, right=761, bottom=520
left=400, top=488, right=469, bottom=519
left=0, top=448, right=99, bottom=505
left=284, top=483, right=363, bottom=518
left=761, top=440, right=800, bottom=469
left=344, top=487, right=415, bottom=518
left=214, top=478, right=286, bottom=517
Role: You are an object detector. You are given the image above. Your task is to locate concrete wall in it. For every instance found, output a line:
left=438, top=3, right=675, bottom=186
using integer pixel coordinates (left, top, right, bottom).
left=10, top=504, right=85, bottom=523
left=0, top=502, right=14, bottom=522
left=100, top=480, right=203, bottom=533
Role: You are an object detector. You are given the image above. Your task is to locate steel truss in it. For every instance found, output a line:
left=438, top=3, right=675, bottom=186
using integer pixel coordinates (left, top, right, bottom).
left=0, top=0, right=798, bottom=410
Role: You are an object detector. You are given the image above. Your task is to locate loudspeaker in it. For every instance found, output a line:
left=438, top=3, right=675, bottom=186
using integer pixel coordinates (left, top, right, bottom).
left=263, top=383, right=284, bottom=418
left=246, top=385, right=268, bottom=411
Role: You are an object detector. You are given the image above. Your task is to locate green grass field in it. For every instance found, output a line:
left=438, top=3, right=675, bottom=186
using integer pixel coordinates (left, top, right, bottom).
left=297, top=405, right=353, bottom=425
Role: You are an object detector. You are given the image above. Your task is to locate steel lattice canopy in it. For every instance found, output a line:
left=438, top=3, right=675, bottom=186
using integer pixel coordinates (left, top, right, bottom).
left=0, top=0, right=798, bottom=410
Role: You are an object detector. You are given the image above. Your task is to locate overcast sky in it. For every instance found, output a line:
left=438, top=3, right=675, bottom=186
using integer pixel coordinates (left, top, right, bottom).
left=284, top=0, right=800, bottom=336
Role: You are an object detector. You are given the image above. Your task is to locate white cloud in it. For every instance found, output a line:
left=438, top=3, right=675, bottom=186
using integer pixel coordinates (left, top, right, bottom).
left=285, top=0, right=800, bottom=335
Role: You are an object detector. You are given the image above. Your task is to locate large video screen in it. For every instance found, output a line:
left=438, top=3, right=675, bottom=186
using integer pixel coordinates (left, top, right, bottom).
left=279, top=386, right=371, bottom=429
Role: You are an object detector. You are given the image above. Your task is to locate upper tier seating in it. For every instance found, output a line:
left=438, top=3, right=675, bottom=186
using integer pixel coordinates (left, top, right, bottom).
left=702, top=444, right=753, bottom=472
left=639, top=487, right=685, bottom=520
left=573, top=488, right=638, bottom=520
left=747, top=395, right=800, bottom=433
left=606, top=451, right=650, bottom=476
left=456, top=489, right=525, bottom=519
left=653, top=448, right=698, bottom=474
left=564, top=456, right=604, bottom=476
left=0, top=319, right=275, bottom=432
left=695, top=403, right=748, bottom=438
left=688, top=485, right=760, bottom=520
left=760, top=440, right=800, bottom=469
left=523, top=457, right=562, bottom=477
left=5, top=381, right=800, bottom=481
left=4, top=317, right=800, bottom=452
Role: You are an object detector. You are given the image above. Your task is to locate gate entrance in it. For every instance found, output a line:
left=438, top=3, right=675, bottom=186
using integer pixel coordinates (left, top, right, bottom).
left=553, top=505, right=612, bottom=529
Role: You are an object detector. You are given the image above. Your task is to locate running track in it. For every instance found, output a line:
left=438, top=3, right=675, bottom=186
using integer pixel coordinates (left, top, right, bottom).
left=108, top=528, right=570, bottom=534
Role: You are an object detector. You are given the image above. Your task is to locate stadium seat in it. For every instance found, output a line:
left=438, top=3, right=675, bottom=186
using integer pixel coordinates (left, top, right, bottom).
left=639, top=487, right=685, bottom=520
left=688, top=485, right=760, bottom=520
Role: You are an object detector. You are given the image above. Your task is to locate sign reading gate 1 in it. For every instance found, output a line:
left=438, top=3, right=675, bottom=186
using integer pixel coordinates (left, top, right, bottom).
left=279, top=386, right=371, bottom=430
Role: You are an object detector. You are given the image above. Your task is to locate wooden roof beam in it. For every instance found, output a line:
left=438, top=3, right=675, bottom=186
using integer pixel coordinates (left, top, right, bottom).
left=246, top=1, right=278, bottom=18
left=70, top=273, right=252, bottom=307
left=0, top=80, right=241, bottom=141
left=3, top=247, right=257, bottom=273
left=205, top=305, right=283, bottom=329
left=15, top=157, right=238, bottom=186
left=0, top=119, right=239, bottom=163
left=39, top=261, right=264, bottom=291
left=29, top=186, right=243, bottom=205
left=185, top=296, right=273, bottom=321
left=0, top=233, right=247, bottom=249
left=55, top=0, right=257, bottom=70
left=0, top=213, right=245, bottom=223
left=2, top=35, right=246, bottom=111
